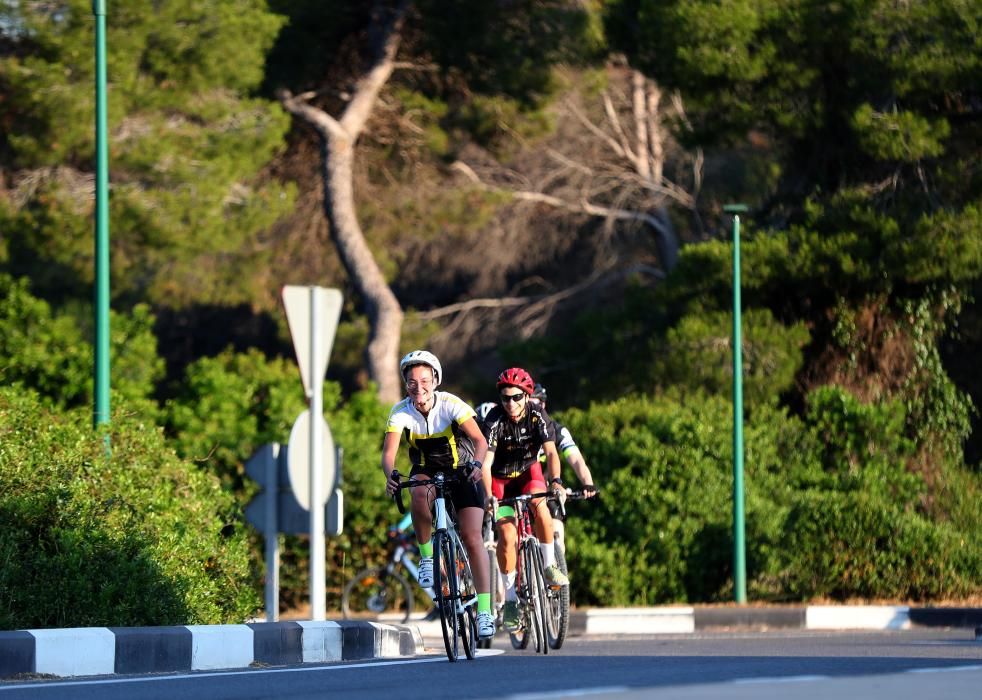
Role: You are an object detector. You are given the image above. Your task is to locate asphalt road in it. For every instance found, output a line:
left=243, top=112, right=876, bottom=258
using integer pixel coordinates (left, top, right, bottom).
left=2, top=629, right=979, bottom=700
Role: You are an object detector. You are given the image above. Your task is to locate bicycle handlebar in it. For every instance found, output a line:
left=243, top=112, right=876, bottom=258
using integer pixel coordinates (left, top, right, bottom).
left=389, top=468, right=483, bottom=515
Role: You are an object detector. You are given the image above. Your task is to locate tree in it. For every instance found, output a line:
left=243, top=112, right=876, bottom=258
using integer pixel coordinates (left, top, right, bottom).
left=0, top=0, right=292, bottom=307
left=271, top=0, right=603, bottom=401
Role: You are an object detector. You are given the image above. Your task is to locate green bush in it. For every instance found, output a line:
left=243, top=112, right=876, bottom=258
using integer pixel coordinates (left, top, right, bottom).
left=163, top=349, right=407, bottom=612
left=0, top=387, right=259, bottom=629
left=556, top=388, right=982, bottom=605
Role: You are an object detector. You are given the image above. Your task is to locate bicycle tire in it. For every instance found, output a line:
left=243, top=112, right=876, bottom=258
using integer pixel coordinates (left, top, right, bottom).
left=433, top=530, right=461, bottom=661
left=508, top=548, right=531, bottom=650
left=546, top=542, right=570, bottom=649
left=527, top=544, right=549, bottom=655
left=341, top=566, right=413, bottom=623
left=455, top=531, right=478, bottom=660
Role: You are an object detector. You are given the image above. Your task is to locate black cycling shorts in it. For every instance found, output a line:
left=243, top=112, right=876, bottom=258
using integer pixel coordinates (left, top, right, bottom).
left=409, top=466, right=485, bottom=512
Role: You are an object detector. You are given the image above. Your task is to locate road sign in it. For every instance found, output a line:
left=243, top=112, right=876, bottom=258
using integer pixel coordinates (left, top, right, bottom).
left=243, top=443, right=344, bottom=536
left=244, top=443, right=280, bottom=487
left=281, top=286, right=343, bottom=399
left=287, top=409, right=336, bottom=510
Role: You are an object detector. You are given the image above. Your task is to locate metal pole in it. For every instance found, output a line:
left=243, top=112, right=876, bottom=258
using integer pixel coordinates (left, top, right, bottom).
left=265, top=444, right=280, bottom=622
left=724, top=205, right=748, bottom=604
left=309, top=288, right=326, bottom=620
left=92, top=0, right=110, bottom=429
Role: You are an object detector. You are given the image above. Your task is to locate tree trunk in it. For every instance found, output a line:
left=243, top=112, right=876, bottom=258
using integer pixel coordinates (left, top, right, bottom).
left=321, top=136, right=404, bottom=403
left=279, top=2, right=409, bottom=403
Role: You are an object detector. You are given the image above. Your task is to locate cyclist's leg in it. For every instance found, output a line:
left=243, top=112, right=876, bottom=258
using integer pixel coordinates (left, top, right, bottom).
left=523, top=463, right=568, bottom=586
left=409, top=468, right=436, bottom=586
left=548, top=499, right=566, bottom=553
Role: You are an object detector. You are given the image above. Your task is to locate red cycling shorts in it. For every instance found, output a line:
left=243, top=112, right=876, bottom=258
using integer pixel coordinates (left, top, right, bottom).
left=491, top=460, right=547, bottom=502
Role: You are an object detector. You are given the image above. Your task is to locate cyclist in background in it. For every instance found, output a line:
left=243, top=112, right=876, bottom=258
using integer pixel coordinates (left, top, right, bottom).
left=530, top=383, right=598, bottom=553
left=391, top=510, right=440, bottom=620
left=480, top=367, right=569, bottom=631
left=381, top=350, right=495, bottom=639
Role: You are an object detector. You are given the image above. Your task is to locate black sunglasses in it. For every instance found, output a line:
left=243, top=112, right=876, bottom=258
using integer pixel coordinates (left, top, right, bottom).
left=500, top=392, right=526, bottom=403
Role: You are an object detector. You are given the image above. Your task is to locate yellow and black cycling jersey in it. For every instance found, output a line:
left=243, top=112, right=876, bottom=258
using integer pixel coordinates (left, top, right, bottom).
left=384, top=391, right=477, bottom=470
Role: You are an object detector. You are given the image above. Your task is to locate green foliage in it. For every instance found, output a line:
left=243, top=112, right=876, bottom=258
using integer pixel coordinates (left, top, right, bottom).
left=0, top=274, right=163, bottom=414
left=165, top=348, right=308, bottom=489
left=651, top=308, right=810, bottom=408
left=0, top=387, right=260, bottom=629
left=555, top=389, right=982, bottom=605
left=0, top=0, right=294, bottom=307
left=852, top=105, right=949, bottom=162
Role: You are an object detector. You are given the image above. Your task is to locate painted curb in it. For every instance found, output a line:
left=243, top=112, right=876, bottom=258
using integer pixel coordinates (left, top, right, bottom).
left=0, top=620, right=419, bottom=679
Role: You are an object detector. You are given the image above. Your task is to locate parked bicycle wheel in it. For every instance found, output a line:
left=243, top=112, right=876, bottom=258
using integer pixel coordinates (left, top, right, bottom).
left=433, top=530, right=462, bottom=661
left=545, top=542, right=570, bottom=649
left=341, top=566, right=413, bottom=623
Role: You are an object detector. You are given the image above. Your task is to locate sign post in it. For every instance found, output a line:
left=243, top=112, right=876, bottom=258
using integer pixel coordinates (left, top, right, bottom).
left=281, top=286, right=342, bottom=621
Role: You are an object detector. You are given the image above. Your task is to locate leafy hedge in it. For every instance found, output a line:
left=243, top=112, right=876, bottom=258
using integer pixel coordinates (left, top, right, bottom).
left=557, top=388, right=982, bottom=606
left=0, top=388, right=259, bottom=629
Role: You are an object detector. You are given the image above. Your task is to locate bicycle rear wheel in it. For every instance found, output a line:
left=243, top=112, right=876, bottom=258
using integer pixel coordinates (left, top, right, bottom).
left=341, top=566, right=413, bottom=623
left=546, top=542, right=570, bottom=649
left=433, top=531, right=461, bottom=661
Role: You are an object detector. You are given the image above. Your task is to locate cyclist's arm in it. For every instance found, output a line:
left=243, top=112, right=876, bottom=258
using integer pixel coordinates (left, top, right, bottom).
left=381, top=431, right=401, bottom=482
left=542, top=440, right=561, bottom=484
left=564, top=446, right=596, bottom=494
left=459, top=416, right=488, bottom=466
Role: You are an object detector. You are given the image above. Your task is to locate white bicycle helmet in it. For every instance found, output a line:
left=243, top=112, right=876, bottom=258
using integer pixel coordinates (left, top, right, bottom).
left=399, top=350, right=443, bottom=386
left=475, top=401, right=496, bottom=422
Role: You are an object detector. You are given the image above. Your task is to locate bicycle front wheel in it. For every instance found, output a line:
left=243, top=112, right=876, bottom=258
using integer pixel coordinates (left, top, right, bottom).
left=341, top=566, right=413, bottom=623
left=527, top=543, right=549, bottom=654
left=433, top=531, right=461, bottom=661
left=454, top=531, right=479, bottom=660
left=546, top=542, right=570, bottom=649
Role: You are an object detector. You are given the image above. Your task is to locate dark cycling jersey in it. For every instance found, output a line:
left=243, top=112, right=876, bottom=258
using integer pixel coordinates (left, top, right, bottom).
left=482, top=403, right=555, bottom=478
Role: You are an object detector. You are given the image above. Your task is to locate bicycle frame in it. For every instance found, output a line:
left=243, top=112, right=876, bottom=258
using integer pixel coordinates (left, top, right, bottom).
left=392, top=470, right=479, bottom=661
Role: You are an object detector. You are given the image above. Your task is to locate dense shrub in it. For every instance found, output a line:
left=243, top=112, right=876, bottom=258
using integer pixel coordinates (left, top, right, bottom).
left=164, top=349, right=406, bottom=612
left=557, top=388, right=982, bottom=606
left=0, top=387, right=259, bottom=629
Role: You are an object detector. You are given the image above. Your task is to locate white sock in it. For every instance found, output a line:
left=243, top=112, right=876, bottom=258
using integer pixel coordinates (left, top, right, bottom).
left=540, top=542, right=556, bottom=569
left=504, top=570, right=517, bottom=601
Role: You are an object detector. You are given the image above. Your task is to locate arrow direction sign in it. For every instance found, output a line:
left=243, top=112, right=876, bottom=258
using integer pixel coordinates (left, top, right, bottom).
left=281, top=286, right=343, bottom=399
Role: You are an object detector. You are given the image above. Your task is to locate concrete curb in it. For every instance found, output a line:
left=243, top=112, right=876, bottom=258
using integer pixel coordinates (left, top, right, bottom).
left=0, top=620, right=420, bottom=679
left=406, top=605, right=982, bottom=642
left=564, top=605, right=982, bottom=634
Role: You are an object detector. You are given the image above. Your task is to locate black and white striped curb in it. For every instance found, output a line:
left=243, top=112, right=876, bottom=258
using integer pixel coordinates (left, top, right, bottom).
left=559, top=605, right=982, bottom=635
left=0, top=620, right=420, bottom=678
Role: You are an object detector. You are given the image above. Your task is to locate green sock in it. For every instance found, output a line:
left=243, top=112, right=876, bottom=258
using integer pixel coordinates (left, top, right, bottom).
left=478, top=592, right=491, bottom=613
left=418, top=540, right=433, bottom=557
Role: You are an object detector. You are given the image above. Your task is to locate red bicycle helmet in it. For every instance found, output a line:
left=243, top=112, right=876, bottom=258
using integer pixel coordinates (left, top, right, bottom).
left=496, top=367, right=535, bottom=395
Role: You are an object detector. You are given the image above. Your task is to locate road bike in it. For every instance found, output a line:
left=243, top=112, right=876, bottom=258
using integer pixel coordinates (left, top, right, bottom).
left=496, top=491, right=553, bottom=654
left=392, top=470, right=479, bottom=662
left=341, top=526, right=435, bottom=623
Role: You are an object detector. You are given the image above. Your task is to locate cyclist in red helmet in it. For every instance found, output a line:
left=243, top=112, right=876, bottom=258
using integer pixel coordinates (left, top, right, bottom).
left=479, top=367, right=569, bottom=631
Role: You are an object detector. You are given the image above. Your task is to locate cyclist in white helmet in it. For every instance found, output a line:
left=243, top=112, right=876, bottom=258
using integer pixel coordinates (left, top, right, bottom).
left=381, top=350, right=496, bottom=639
